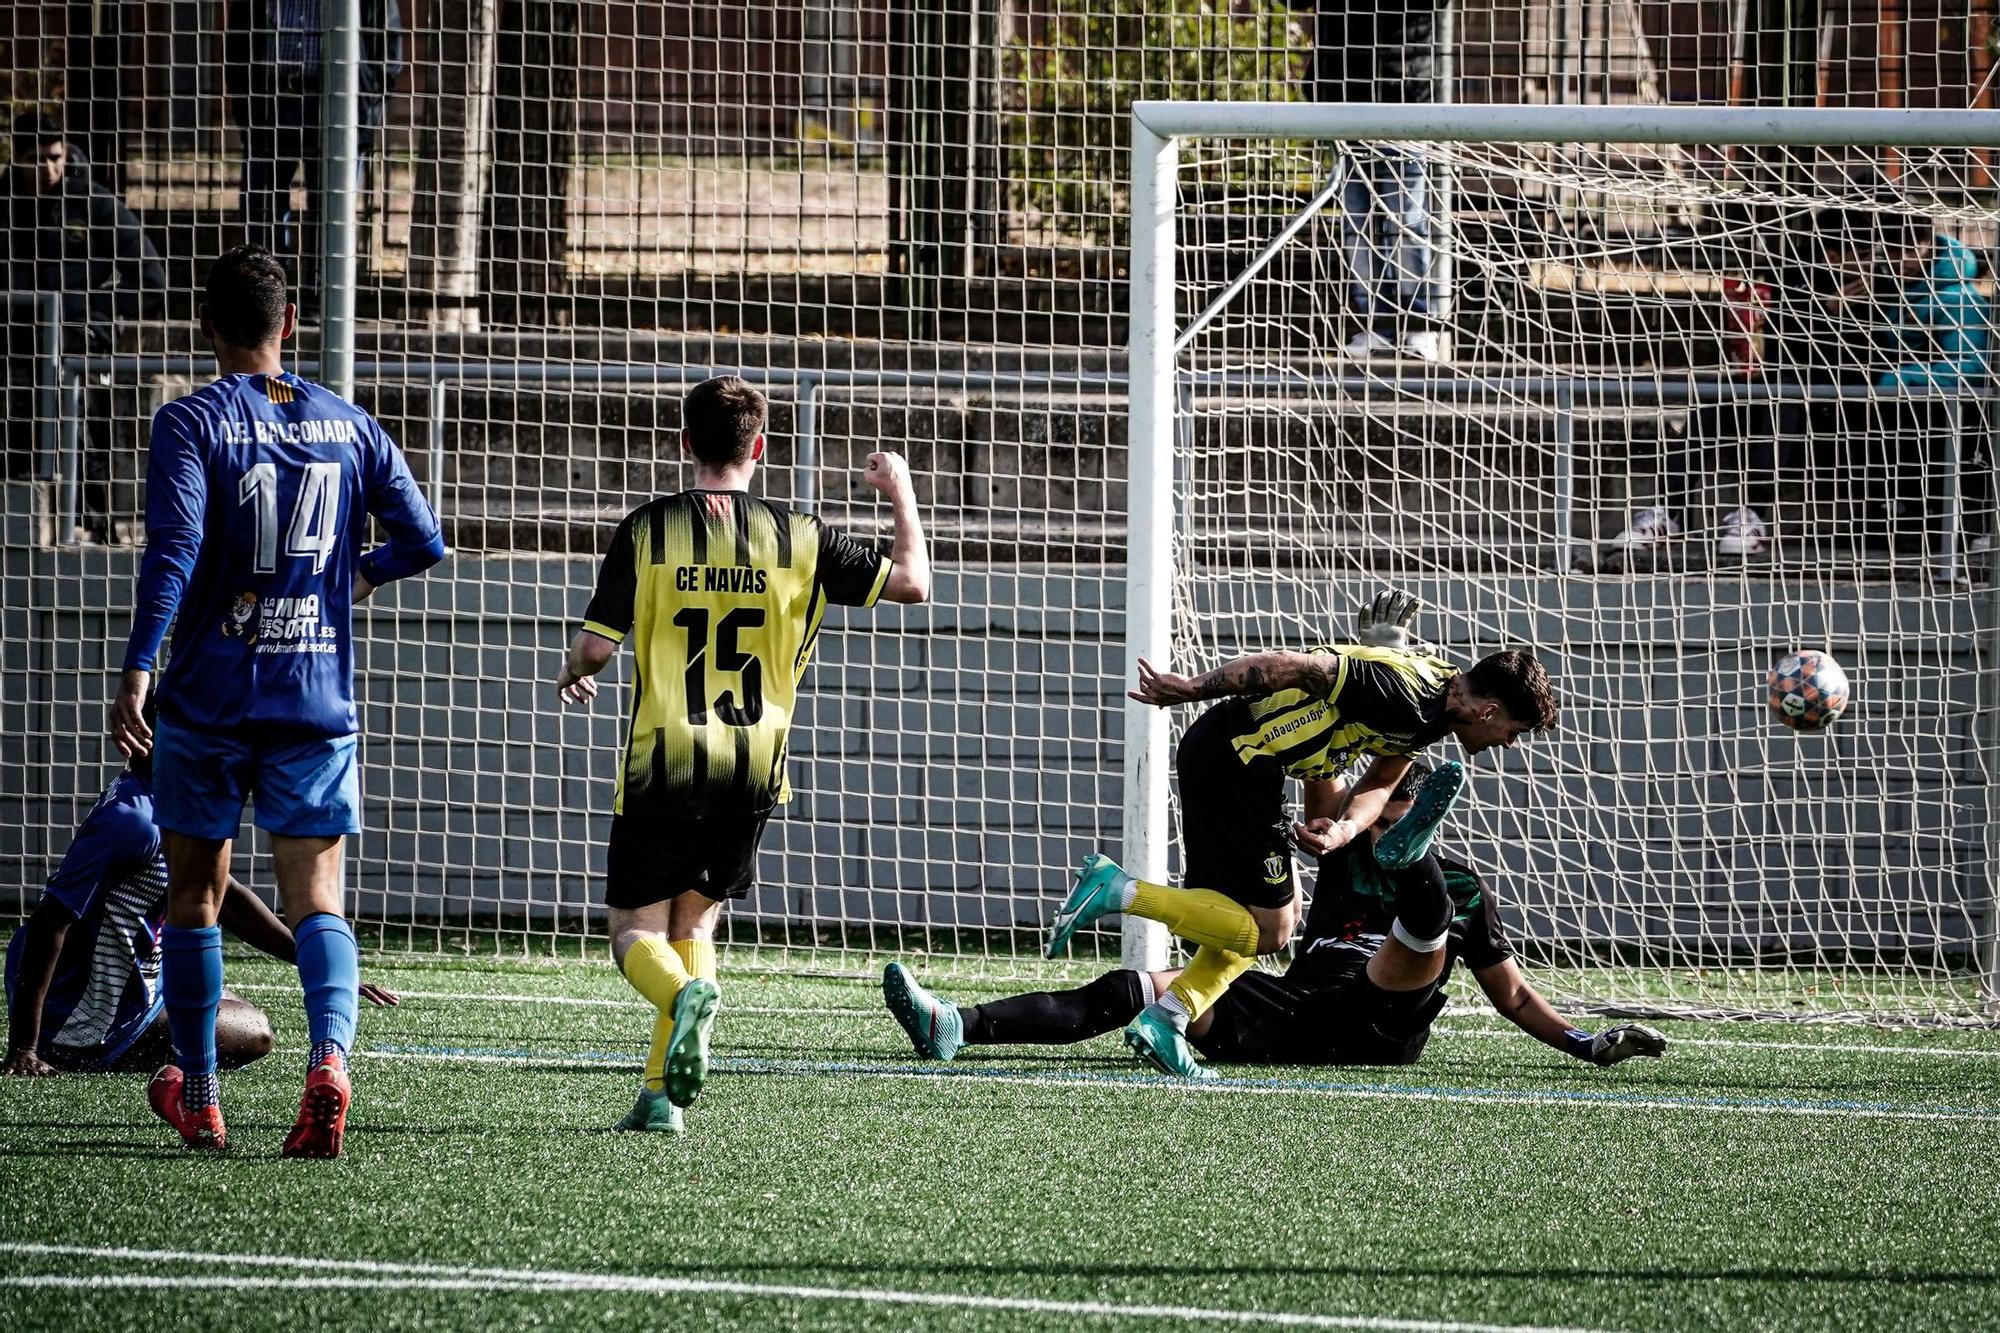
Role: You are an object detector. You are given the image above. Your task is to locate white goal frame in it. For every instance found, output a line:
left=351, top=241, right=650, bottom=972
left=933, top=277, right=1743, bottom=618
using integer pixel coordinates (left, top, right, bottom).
left=1120, top=102, right=2000, bottom=990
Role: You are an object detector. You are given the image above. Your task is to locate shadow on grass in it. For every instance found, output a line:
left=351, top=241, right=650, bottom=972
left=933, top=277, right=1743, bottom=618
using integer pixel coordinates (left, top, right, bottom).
left=0, top=1139, right=196, bottom=1161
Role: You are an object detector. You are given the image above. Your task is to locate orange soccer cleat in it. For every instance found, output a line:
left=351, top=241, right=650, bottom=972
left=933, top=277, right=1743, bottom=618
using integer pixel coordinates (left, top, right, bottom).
left=281, top=1056, right=353, bottom=1160
left=146, top=1066, right=228, bottom=1151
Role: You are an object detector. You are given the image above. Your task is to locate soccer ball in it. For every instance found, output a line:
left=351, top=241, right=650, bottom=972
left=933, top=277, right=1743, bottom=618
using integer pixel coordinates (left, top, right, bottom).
left=1768, top=650, right=1850, bottom=731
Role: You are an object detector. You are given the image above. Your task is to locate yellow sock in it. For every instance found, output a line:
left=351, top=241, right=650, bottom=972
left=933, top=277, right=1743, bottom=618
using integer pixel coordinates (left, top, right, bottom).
left=672, top=937, right=718, bottom=984
left=623, top=936, right=690, bottom=1094
left=1166, top=945, right=1257, bottom=1022
left=1127, top=881, right=1260, bottom=955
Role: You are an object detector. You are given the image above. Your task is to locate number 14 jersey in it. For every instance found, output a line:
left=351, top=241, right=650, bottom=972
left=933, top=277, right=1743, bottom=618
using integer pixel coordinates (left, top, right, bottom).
left=123, top=372, right=442, bottom=738
left=579, top=489, right=889, bottom=819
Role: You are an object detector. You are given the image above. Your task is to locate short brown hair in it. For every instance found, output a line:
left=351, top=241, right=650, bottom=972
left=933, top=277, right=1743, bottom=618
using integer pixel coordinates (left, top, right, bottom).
left=1466, top=650, right=1559, bottom=732
left=204, top=244, right=290, bottom=348
left=682, top=375, right=768, bottom=467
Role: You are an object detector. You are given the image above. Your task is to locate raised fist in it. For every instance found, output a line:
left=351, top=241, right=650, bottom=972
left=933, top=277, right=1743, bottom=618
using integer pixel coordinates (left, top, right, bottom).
left=863, top=451, right=911, bottom=497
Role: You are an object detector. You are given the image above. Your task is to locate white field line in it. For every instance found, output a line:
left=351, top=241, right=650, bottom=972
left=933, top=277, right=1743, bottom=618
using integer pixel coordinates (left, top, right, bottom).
left=1437, top=1026, right=2000, bottom=1060
left=227, top=983, right=2000, bottom=1060
left=358, top=1049, right=2000, bottom=1125
left=0, top=1242, right=1617, bottom=1333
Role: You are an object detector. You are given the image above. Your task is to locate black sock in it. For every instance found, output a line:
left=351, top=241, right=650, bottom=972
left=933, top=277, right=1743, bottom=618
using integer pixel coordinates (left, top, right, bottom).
left=1389, top=853, right=1453, bottom=945
left=961, top=970, right=1147, bottom=1046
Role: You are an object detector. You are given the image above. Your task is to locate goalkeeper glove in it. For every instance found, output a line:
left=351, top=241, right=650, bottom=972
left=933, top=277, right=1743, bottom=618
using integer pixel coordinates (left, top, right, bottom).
left=1354, top=588, right=1422, bottom=649
left=1562, top=1023, right=1668, bottom=1067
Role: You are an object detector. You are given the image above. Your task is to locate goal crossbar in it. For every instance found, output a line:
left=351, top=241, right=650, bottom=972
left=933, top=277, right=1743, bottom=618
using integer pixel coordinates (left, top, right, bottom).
left=1131, top=102, right=2000, bottom=148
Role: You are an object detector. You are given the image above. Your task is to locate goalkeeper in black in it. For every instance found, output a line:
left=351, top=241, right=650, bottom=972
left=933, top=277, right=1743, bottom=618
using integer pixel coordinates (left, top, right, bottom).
left=884, top=756, right=1666, bottom=1073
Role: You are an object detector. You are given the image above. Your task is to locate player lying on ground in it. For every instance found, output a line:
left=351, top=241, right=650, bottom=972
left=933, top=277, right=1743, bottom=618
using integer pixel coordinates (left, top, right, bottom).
left=4, top=728, right=397, bottom=1077
left=110, top=245, right=445, bottom=1154
left=555, top=375, right=930, bottom=1134
left=888, top=758, right=1665, bottom=1075
left=1044, top=592, right=1560, bottom=1078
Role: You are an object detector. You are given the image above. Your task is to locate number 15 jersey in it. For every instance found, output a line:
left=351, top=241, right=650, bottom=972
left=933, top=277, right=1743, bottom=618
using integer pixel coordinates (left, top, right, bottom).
left=579, top=489, right=890, bottom=819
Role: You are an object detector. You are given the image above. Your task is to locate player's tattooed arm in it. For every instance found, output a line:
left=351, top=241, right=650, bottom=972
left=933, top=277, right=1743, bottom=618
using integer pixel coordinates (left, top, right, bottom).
left=1128, top=652, right=1338, bottom=707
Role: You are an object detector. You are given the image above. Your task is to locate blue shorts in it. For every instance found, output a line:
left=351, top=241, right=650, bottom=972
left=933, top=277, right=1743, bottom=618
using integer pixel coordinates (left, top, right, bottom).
left=153, top=720, right=362, bottom=840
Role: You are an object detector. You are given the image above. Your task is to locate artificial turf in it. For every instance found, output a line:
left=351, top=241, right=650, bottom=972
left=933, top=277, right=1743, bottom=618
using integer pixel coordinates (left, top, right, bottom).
left=2, top=955, right=1998, bottom=1332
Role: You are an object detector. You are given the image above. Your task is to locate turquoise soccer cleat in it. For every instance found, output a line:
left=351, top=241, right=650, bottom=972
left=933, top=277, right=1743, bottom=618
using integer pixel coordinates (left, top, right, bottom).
left=1373, top=760, right=1466, bottom=870
left=1122, top=1004, right=1217, bottom=1082
left=662, top=978, right=721, bottom=1109
left=613, top=1088, right=684, bottom=1133
left=1045, top=853, right=1131, bottom=959
left=882, top=962, right=966, bottom=1061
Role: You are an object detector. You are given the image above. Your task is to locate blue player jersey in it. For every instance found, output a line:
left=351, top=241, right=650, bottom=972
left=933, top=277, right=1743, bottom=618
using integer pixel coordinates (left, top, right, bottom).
left=123, top=372, right=445, bottom=737
left=3, top=773, right=169, bottom=1067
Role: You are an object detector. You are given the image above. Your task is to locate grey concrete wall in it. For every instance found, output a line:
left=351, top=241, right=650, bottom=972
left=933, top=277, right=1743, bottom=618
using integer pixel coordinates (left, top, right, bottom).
left=3, top=540, right=1993, bottom=970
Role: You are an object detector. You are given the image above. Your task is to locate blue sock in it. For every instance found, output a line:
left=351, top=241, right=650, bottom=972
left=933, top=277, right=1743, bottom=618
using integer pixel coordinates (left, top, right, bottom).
left=294, top=912, right=360, bottom=1072
left=160, top=924, right=223, bottom=1110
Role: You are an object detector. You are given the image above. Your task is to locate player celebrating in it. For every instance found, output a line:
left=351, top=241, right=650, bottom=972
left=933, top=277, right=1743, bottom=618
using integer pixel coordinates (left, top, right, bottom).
left=555, top=375, right=929, bottom=1134
left=5, top=706, right=397, bottom=1079
left=1045, top=594, right=1558, bottom=1078
left=110, top=244, right=445, bottom=1154
left=888, top=758, right=1664, bottom=1074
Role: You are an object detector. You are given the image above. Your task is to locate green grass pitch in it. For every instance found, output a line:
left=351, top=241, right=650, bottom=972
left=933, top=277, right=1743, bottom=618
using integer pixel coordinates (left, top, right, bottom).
left=3, top=955, right=1999, bottom=1332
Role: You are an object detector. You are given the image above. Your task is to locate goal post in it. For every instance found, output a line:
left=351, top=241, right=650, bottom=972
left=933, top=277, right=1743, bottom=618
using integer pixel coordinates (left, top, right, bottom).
left=1123, top=102, right=2000, bottom=1019
left=1121, top=114, right=1179, bottom=972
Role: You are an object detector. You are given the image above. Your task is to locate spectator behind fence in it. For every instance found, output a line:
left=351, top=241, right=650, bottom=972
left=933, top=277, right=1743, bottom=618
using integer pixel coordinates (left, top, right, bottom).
left=1288, top=0, right=1445, bottom=363
left=6, top=113, right=165, bottom=349
left=5, top=114, right=165, bottom=541
left=1606, top=210, right=1989, bottom=573
left=1866, top=215, right=1991, bottom=564
left=225, top=0, right=406, bottom=317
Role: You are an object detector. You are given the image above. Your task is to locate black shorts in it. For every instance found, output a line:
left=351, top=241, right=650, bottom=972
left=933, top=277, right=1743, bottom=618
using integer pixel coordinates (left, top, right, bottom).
left=604, top=809, right=771, bottom=910
left=1191, top=953, right=1442, bottom=1067
left=1176, top=708, right=1296, bottom=911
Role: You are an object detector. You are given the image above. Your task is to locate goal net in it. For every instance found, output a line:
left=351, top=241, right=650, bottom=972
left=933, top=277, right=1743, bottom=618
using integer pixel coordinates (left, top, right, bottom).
left=1124, top=103, right=2000, bottom=1023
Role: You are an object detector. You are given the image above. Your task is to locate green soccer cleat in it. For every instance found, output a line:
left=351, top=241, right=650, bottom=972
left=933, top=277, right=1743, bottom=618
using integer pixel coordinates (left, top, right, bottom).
left=1122, top=1004, right=1217, bottom=1082
left=613, top=1088, right=684, bottom=1133
left=662, top=978, right=721, bottom=1109
left=882, top=962, right=965, bottom=1061
left=1045, top=853, right=1131, bottom=959
left=1373, top=760, right=1466, bottom=870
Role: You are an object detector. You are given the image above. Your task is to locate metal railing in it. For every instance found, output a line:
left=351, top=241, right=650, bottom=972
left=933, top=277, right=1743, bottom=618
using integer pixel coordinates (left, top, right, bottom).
left=31, top=350, right=1993, bottom=575
left=2, top=296, right=65, bottom=520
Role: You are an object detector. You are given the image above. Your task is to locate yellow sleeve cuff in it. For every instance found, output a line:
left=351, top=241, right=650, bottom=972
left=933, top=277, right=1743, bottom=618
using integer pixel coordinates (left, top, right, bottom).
left=581, top=620, right=626, bottom=644
left=861, top=559, right=893, bottom=608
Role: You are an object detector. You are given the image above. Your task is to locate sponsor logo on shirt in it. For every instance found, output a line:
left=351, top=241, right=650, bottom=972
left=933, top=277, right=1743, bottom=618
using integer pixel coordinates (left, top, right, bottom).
left=1260, top=705, right=1326, bottom=743
left=221, top=591, right=260, bottom=642
left=253, top=594, right=340, bottom=656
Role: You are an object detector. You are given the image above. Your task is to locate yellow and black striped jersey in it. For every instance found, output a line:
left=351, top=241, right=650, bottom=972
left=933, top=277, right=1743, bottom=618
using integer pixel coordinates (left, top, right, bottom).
left=1224, top=645, right=1459, bottom=779
left=579, top=489, right=890, bottom=818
